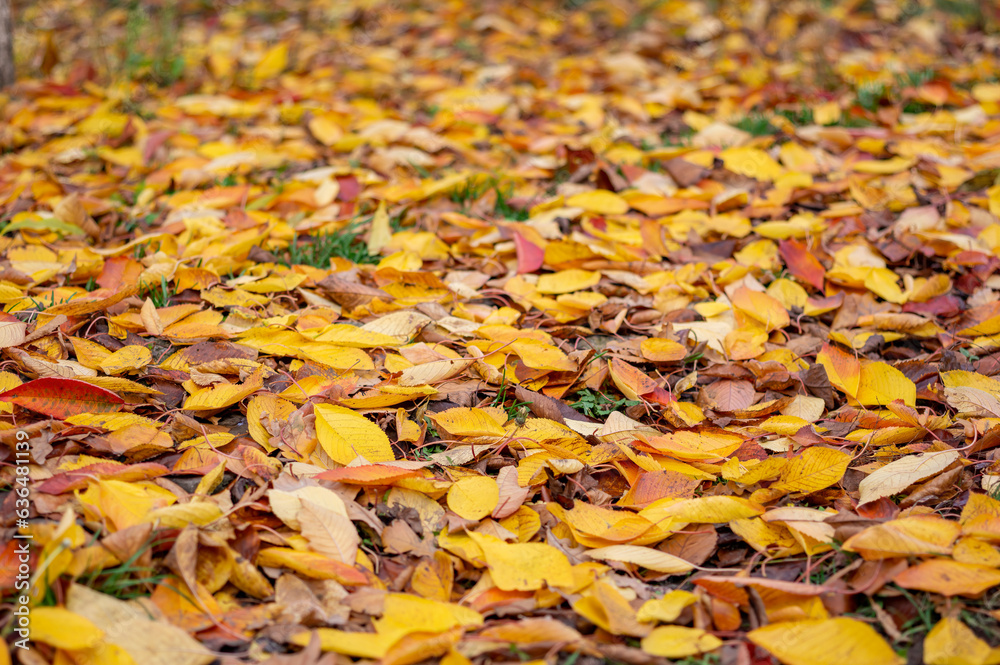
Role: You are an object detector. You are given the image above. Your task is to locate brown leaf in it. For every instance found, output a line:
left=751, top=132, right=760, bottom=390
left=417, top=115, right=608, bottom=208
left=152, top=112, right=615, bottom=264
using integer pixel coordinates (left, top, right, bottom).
left=699, top=379, right=755, bottom=412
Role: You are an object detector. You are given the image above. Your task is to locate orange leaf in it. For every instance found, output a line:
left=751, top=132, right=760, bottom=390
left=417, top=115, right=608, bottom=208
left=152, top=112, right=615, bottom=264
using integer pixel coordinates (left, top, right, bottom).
left=779, top=238, right=826, bottom=291
left=815, top=343, right=861, bottom=399
left=316, top=465, right=422, bottom=485
left=892, top=559, right=1000, bottom=597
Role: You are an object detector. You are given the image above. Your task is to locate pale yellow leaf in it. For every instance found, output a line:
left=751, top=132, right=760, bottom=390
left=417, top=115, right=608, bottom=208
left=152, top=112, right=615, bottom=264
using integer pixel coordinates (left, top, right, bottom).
left=585, top=545, right=695, bottom=574
left=140, top=298, right=163, bottom=336
left=298, top=498, right=360, bottom=565
left=367, top=201, right=393, bottom=254
left=858, top=450, right=960, bottom=505
left=268, top=486, right=348, bottom=530
left=0, top=320, right=26, bottom=349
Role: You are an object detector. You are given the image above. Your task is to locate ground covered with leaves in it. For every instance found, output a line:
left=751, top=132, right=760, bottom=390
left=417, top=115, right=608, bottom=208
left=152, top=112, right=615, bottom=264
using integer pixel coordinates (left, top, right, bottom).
left=3, top=0, right=1000, bottom=664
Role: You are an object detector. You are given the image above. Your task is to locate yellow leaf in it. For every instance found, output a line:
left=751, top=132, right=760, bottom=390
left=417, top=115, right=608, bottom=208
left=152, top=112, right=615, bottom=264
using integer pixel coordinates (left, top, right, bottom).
left=77, top=376, right=163, bottom=395
left=640, top=495, right=763, bottom=524
left=307, top=116, right=343, bottom=147
left=252, top=43, right=288, bottom=84
left=313, top=403, right=395, bottom=465
left=65, top=412, right=161, bottom=431
left=144, top=502, right=223, bottom=528
left=79, top=479, right=177, bottom=531
left=466, top=532, right=573, bottom=591
left=924, top=617, right=994, bottom=665
left=720, top=146, right=784, bottom=182
left=76, top=642, right=139, bottom=665
left=730, top=517, right=801, bottom=555
left=856, top=361, right=916, bottom=407
left=641, top=626, right=723, bottom=658
left=842, top=515, right=960, bottom=559
left=246, top=393, right=297, bottom=449
left=748, top=618, right=902, bottom=665
left=292, top=629, right=390, bottom=658
left=565, top=190, right=629, bottom=215
left=374, top=593, right=483, bottom=646
left=640, top=338, right=688, bottom=362
left=183, top=368, right=263, bottom=411
left=851, top=156, right=916, bottom=174
left=770, top=447, right=851, bottom=494
left=71, top=336, right=113, bottom=370
left=0, top=371, right=22, bottom=413
left=312, top=323, right=402, bottom=347
left=535, top=269, right=602, bottom=295
left=429, top=407, right=506, bottom=438
left=511, top=339, right=576, bottom=371
left=814, top=101, right=841, bottom=125
left=30, top=607, right=105, bottom=649
left=637, top=591, right=698, bottom=624
left=255, top=548, right=366, bottom=584
left=447, top=475, right=499, bottom=521
left=368, top=201, right=393, bottom=254
left=573, top=578, right=651, bottom=637
left=952, top=536, right=1000, bottom=567
left=99, top=345, right=152, bottom=376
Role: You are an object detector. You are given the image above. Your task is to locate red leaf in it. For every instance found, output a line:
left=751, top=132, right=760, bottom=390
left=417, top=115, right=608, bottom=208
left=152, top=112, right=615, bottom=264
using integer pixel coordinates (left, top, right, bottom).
left=902, top=294, right=963, bottom=318
left=514, top=232, right=544, bottom=274
left=37, top=462, right=170, bottom=494
left=336, top=175, right=360, bottom=201
left=0, top=377, right=125, bottom=419
left=778, top=238, right=826, bottom=291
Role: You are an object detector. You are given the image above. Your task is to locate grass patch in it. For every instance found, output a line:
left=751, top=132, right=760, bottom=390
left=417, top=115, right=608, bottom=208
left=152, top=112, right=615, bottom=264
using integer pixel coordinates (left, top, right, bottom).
left=733, top=113, right=776, bottom=136
left=80, top=533, right=171, bottom=600
left=494, top=184, right=530, bottom=221
left=141, top=275, right=175, bottom=308
left=449, top=177, right=494, bottom=209
left=775, top=106, right=815, bottom=126
left=122, top=0, right=185, bottom=85
left=491, top=367, right=532, bottom=422
left=279, top=221, right=379, bottom=267
left=571, top=388, right=640, bottom=419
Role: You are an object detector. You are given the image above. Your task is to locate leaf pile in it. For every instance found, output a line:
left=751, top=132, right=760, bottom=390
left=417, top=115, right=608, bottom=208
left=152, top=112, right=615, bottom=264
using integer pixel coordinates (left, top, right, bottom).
left=3, top=1, right=1000, bottom=664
